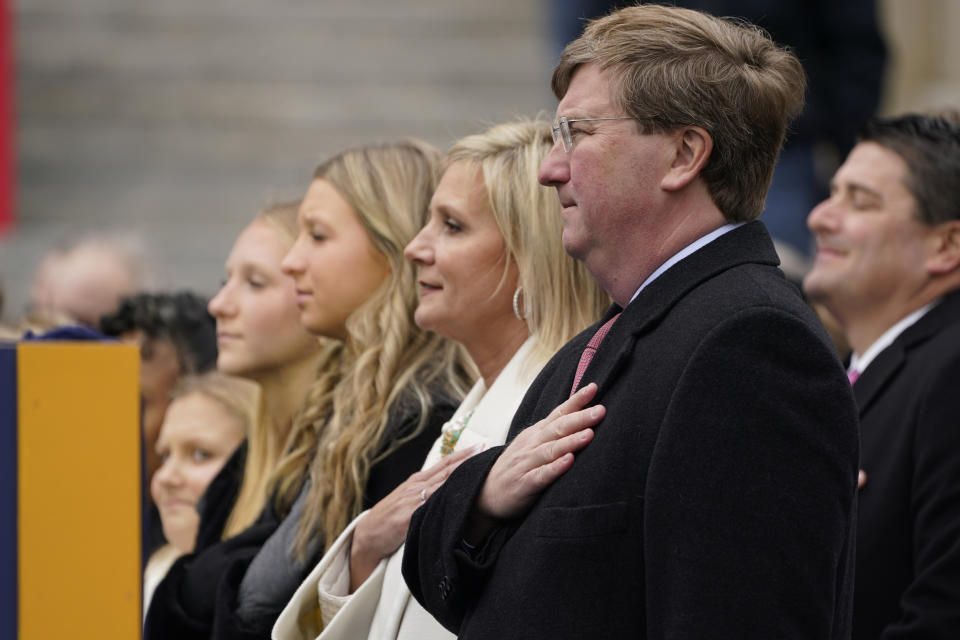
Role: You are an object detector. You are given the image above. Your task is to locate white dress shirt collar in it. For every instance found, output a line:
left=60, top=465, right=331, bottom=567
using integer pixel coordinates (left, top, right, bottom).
left=628, top=222, right=744, bottom=305
left=849, top=301, right=938, bottom=376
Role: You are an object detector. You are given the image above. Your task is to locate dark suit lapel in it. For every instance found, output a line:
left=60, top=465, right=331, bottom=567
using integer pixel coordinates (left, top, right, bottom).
left=853, top=344, right=904, bottom=415
left=853, top=289, right=960, bottom=414
left=582, top=221, right=781, bottom=398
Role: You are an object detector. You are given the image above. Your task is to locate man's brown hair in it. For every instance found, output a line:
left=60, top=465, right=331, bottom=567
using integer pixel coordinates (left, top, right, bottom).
left=552, top=4, right=806, bottom=222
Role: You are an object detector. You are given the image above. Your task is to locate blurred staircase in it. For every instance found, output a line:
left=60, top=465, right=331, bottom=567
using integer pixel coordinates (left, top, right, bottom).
left=2, top=0, right=555, bottom=316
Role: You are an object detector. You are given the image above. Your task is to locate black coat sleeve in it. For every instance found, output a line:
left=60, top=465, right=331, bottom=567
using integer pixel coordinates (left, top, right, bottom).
left=401, top=447, right=507, bottom=634
left=401, top=340, right=585, bottom=634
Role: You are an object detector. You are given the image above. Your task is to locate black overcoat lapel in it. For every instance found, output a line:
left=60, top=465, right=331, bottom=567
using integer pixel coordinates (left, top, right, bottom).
left=578, top=221, right=781, bottom=401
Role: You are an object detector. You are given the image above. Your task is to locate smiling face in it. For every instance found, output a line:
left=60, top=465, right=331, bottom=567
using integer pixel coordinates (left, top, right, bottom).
left=281, top=179, right=391, bottom=340
left=404, top=161, right=519, bottom=345
left=208, top=220, right=319, bottom=377
left=803, top=142, right=936, bottom=326
left=150, top=392, right=245, bottom=552
left=538, top=63, right=680, bottom=303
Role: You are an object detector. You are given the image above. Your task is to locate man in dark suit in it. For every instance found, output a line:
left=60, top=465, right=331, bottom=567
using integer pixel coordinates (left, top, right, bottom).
left=402, top=5, right=859, bottom=638
left=803, top=113, right=960, bottom=640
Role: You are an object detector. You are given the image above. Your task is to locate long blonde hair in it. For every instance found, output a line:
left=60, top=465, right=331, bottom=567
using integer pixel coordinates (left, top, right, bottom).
left=273, top=141, right=474, bottom=556
left=446, top=119, right=610, bottom=366
left=221, top=201, right=333, bottom=539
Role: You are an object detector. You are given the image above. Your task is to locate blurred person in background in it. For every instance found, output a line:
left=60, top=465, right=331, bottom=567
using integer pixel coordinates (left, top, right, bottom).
left=803, top=113, right=960, bottom=640
left=144, top=371, right=260, bottom=613
left=100, top=291, right=217, bottom=556
left=100, top=291, right=218, bottom=483
left=274, top=119, right=608, bottom=640
left=28, top=232, right=155, bottom=328
left=145, top=140, right=473, bottom=640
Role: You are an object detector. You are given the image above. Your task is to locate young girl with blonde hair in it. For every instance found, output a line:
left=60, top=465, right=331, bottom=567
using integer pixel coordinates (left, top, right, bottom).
left=144, top=371, right=260, bottom=612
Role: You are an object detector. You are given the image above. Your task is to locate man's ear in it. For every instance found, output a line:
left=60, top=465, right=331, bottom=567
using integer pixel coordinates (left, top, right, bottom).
left=660, top=126, right=712, bottom=192
left=925, top=220, right=960, bottom=275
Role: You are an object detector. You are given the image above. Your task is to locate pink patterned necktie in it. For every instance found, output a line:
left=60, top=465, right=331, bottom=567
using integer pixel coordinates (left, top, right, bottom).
left=847, top=369, right=860, bottom=385
left=570, top=312, right=622, bottom=396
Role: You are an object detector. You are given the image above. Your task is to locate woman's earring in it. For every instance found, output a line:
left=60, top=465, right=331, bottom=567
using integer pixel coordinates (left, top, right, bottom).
left=513, top=287, right=526, bottom=321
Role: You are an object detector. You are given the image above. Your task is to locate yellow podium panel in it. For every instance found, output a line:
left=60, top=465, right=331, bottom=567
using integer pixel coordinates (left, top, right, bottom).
left=17, top=342, right=140, bottom=639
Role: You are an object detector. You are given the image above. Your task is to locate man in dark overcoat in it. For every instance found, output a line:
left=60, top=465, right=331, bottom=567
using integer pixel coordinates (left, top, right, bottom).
left=403, top=5, right=860, bottom=638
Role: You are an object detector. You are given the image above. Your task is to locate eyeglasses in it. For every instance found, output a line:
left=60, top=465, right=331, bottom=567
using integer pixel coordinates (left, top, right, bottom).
left=551, top=116, right=640, bottom=152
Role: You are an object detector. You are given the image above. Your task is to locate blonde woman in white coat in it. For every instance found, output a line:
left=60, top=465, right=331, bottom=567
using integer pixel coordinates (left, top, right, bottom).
left=273, top=119, right=609, bottom=640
